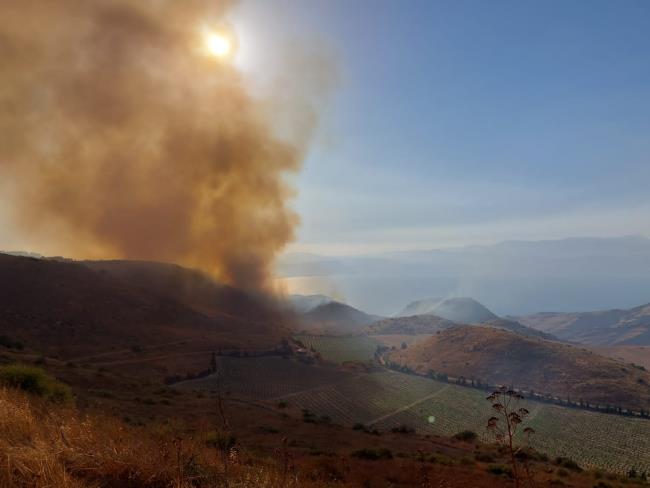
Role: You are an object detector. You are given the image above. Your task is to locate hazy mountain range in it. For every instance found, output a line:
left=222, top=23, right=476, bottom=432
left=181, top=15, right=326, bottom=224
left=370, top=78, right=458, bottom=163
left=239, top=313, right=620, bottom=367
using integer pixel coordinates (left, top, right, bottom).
left=277, top=235, right=650, bottom=316
left=514, top=302, right=650, bottom=346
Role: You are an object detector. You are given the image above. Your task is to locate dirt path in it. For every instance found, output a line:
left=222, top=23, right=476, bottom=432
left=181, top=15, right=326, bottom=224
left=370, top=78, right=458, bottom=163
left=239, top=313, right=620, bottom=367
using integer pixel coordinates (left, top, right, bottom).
left=270, top=373, right=367, bottom=401
left=366, top=384, right=451, bottom=426
left=92, top=349, right=214, bottom=367
left=71, top=340, right=188, bottom=363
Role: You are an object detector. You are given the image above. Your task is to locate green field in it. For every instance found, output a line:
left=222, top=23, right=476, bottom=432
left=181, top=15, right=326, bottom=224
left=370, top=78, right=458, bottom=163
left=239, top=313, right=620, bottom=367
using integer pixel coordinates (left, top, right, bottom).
left=178, top=352, right=650, bottom=475
left=294, top=334, right=380, bottom=363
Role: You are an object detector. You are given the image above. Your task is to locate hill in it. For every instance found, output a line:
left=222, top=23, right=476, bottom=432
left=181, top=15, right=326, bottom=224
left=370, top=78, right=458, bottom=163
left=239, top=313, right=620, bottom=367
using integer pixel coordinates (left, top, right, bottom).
left=368, top=315, right=456, bottom=335
left=287, top=293, right=332, bottom=313
left=369, top=314, right=551, bottom=340
left=298, top=301, right=381, bottom=335
left=389, top=326, right=650, bottom=411
left=482, top=318, right=557, bottom=340
left=515, top=302, right=650, bottom=345
left=0, top=254, right=287, bottom=358
left=398, top=297, right=498, bottom=323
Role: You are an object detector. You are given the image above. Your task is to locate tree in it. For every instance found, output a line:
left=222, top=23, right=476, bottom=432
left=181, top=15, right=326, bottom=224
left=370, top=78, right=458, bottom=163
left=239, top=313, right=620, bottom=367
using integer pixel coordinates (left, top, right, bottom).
left=486, top=386, right=535, bottom=488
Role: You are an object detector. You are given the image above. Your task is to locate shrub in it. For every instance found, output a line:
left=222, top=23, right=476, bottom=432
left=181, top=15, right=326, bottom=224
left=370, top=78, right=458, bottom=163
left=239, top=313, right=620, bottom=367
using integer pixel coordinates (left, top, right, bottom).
left=205, top=431, right=236, bottom=451
left=555, top=456, right=582, bottom=471
left=351, top=448, right=393, bottom=460
left=0, top=335, right=24, bottom=350
left=0, top=364, right=71, bottom=402
left=557, top=468, right=569, bottom=477
left=487, top=465, right=513, bottom=478
left=475, top=452, right=495, bottom=463
left=390, top=424, right=415, bottom=434
left=454, top=430, right=478, bottom=442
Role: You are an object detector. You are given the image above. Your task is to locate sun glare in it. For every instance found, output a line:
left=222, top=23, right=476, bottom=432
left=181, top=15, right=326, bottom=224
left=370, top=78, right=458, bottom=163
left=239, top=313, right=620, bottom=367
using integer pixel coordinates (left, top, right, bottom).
left=205, top=31, right=232, bottom=59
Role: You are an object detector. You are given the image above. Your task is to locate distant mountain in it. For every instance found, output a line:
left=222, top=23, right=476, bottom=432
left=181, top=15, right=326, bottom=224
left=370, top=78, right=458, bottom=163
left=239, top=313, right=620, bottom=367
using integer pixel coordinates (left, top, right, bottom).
left=398, top=297, right=444, bottom=316
left=298, top=301, right=382, bottom=335
left=398, top=297, right=498, bottom=324
left=390, top=325, right=650, bottom=411
left=277, top=236, right=650, bottom=316
left=287, top=294, right=332, bottom=314
left=514, top=302, right=650, bottom=346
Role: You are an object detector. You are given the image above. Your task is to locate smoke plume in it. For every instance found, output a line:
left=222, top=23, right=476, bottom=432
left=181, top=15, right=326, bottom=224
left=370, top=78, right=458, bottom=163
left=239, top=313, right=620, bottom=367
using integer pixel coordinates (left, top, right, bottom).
left=0, top=0, right=323, bottom=291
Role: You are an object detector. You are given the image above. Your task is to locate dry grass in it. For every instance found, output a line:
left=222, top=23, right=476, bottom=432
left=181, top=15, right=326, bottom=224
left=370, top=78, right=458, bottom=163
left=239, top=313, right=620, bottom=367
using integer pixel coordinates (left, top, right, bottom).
left=0, top=387, right=324, bottom=488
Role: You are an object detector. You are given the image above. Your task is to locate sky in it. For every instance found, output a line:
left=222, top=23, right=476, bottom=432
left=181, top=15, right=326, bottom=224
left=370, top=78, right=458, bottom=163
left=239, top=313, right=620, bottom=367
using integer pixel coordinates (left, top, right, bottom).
left=232, top=0, right=650, bottom=255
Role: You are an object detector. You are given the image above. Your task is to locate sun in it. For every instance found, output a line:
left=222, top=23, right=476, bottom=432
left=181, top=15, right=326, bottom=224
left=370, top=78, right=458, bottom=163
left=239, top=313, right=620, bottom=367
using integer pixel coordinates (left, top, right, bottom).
left=204, top=31, right=232, bottom=59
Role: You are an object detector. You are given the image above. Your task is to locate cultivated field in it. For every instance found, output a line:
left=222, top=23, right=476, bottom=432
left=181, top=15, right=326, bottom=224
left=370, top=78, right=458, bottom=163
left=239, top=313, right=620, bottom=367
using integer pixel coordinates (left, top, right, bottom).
left=282, top=371, right=650, bottom=474
left=294, top=334, right=380, bottom=363
left=178, top=340, right=650, bottom=475
left=175, top=356, right=351, bottom=398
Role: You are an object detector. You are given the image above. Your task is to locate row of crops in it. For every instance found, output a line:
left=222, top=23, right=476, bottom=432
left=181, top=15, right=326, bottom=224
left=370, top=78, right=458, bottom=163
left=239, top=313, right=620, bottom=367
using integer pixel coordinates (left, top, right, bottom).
left=294, top=334, right=380, bottom=364
left=277, top=369, right=650, bottom=474
left=175, top=356, right=351, bottom=399
left=177, top=341, right=650, bottom=474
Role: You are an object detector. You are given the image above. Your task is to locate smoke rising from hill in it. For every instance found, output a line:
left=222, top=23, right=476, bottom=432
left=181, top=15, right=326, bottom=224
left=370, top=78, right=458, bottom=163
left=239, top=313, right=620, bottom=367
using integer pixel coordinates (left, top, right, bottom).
left=0, top=0, right=326, bottom=290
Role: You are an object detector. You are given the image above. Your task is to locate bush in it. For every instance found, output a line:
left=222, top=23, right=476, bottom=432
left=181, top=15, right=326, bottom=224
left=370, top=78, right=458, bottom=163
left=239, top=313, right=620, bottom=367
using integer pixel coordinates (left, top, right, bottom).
left=0, top=335, right=24, bottom=350
left=555, top=456, right=582, bottom=471
left=487, top=465, right=513, bottom=478
left=0, top=364, right=71, bottom=402
left=475, top=452, right=495, bottom=463
left=390, top=424, right=415, bottom=434
left=351, top=448, right=393, bottom=460
left=454, top=430, right=478, bottom=442
left=557, top=468, right=569, bottom=477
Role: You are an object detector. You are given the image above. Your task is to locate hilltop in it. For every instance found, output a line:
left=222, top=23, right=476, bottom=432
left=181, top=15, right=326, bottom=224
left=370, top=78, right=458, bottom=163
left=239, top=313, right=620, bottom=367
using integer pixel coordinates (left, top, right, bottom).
left=398, top=297, right=498, bottom=323
left=298, top=301, right=381, bottom=335
left=287, top=293, right=332, bottom=313
left=515, top=302, right=650, bottom=345
left=389, top=325, right=650, bottom=411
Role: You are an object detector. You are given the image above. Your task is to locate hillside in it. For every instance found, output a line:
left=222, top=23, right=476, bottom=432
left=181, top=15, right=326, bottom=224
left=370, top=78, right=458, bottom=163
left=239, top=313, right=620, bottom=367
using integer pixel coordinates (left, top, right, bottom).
left=369, top=315, right=552, bottom=340
left=482, top=318, right=557, bottom=340
left=398, top=297, right=498, bottom=323
left=389, top=326, right=650, bottom=410
left=298, top=301, right=381, bottom=335
left=0, top=254, right=287, bottom=358
left=368, top=315, right=456, bottom=335
left=515, top=302, right=650, bottom=345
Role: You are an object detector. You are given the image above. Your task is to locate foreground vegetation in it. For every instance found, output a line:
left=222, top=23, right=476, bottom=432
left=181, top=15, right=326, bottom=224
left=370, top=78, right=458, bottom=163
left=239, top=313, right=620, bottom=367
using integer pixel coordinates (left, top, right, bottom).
left=0, top=362, right=648, bottom=487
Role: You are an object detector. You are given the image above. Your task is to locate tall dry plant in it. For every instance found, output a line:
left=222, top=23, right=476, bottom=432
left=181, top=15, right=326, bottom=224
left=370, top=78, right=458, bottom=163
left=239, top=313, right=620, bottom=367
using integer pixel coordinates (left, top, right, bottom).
left=486, top=386, right=536, bottom=488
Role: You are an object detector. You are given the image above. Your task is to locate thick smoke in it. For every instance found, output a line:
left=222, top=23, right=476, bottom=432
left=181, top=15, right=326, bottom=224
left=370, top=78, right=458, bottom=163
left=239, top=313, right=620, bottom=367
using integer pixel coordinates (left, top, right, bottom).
left=0, top=0, right=321, bottom=290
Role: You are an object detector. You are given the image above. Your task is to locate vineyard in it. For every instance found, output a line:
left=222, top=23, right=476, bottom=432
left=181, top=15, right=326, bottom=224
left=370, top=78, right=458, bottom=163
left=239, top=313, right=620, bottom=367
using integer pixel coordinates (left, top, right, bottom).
left=176, top=352, right=650, bottom=474
left=294, top=335, right=380, bottom=364
left=175, top=356, right=351, bottom=398
left=277, top=370, right=650, bottom=474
